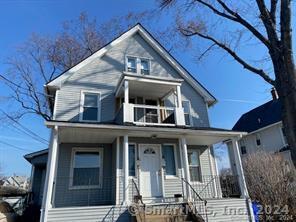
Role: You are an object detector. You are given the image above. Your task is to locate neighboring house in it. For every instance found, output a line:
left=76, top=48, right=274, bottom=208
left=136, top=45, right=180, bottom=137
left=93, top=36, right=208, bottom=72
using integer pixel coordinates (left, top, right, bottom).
left=3, top=175, right=28, bottom=190
left=230, top=89, right=293, bottom=167
left=27, top=24, right=254, bottom=222
left=24, top=149, right=48, bottom=207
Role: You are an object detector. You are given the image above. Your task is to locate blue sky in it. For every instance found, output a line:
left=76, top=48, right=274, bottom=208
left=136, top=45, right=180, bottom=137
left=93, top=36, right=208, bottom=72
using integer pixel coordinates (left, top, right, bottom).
left=0, top=0, right=294, bottom=176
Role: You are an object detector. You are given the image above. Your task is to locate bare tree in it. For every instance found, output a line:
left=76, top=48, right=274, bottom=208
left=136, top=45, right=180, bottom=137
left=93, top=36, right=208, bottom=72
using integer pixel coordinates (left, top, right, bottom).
left=0, top=12, right=153, bottom=122
left=158, top=0, right=296, bottom=167
left=243, top=151, right=296, bottom=220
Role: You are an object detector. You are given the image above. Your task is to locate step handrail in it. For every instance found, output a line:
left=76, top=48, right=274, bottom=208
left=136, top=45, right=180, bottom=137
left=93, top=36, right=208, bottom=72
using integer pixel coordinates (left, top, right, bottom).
left=131, top=178, right=145, bottom=205
left=181, top=178, right=204, bottom=202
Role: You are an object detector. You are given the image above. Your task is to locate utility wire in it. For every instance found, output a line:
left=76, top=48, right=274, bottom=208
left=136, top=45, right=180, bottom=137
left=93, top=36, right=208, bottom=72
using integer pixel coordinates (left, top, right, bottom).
left=0, top=109, right=49, bottom=145
left=0, top=141, right=34, bottom=152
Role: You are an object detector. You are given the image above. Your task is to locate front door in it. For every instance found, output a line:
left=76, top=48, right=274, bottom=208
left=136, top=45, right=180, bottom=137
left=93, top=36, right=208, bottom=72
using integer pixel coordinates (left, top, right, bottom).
left=139, top=144, right=162, bottom=198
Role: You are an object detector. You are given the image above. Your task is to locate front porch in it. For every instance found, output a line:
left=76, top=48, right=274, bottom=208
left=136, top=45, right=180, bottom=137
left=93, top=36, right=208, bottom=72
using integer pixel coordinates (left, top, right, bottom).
left=41, top=121, right=251, bottom=221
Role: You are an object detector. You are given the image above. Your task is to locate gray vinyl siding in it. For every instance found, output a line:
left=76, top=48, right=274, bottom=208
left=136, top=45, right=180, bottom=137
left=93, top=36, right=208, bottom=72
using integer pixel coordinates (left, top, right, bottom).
left=31, top=166, right=46, bottom=206
left=54, top=33, right=209, bottom=127
left=47, top=205, right=130, bottom=222
left=206, top=198, right=251, bottom=222
left=53, top=143, right=116, bottom=207
left=116, top=137, right=215, bottom=202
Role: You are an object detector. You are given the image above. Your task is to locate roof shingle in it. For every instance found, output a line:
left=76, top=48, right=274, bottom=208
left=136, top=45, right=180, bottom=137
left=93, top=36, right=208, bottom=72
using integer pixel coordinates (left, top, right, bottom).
left=232, top=99, right=282, bottom=133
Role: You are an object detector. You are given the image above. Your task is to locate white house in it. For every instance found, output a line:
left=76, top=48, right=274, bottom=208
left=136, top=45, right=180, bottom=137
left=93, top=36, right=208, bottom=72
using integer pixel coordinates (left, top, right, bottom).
left=3, top=175, right=28, bottom=190
left=27, top=24, right=254, bottom=222
left=231, top=89, right=293, bottom=166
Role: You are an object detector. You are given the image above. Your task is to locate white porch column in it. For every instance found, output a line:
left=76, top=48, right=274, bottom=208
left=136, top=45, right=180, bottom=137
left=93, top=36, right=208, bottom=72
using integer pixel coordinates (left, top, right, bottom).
left=180, top=137, right=192, bottom=200
left=40, top=126, right=58, bottom=222
left=176, top=85, right=182, bottom=108
left=123, top=135, right=129, bottom=204
left=231, top=137, right=249, bottom=198
left=124, top=80, right=129, bottom=104
left=232, top=137, right=255, bottom=222
left=175, top=85, right=185, bottom=126
left=115, top=137, right=120, bottom=205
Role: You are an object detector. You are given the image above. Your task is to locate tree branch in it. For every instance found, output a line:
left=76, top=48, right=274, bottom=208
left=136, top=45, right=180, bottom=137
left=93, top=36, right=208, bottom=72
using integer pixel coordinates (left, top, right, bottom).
left=179, top=26, right=276, bottom=85
left=270, top=0, right=278, bottom=24
left=193, top=0, right=271, bottom=49
left=256, top=0, right=279, bottom=47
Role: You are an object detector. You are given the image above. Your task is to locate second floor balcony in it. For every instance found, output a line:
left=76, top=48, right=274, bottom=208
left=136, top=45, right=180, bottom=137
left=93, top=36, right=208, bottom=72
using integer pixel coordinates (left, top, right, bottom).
left=115, top=72, right=186, bottom=126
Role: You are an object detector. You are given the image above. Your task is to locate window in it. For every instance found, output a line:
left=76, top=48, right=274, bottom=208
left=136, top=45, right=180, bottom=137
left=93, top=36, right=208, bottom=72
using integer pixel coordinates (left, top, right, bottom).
left=256, top=134, right=261, bottom=146
left=187, top=149, right=202, bottom=182
left=71, top=148, right=102, bottom=188
left=240, top=146, right=247, bottom=155
left=125, top=56, right=151, bottom=75
left=240, top=140, right=247, bottom=155
left=127, top=57, right=136, bottom=73
left=162, top=145, right=176, bottom=176
left=140, top=59, right=150, bottom=75
left=129, top=144, right=136, bottom=176
left=81, top=92, right=100, bottom=121
left=182, top=101, right=192, bottom=125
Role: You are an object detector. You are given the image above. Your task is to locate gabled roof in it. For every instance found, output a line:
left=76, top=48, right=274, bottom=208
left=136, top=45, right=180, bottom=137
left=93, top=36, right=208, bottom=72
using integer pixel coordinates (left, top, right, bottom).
left=232, top=99, right=282, bottom=133
left=46, top=23, right=216, bottom=106
left=24, top=148, right=48, bottom=163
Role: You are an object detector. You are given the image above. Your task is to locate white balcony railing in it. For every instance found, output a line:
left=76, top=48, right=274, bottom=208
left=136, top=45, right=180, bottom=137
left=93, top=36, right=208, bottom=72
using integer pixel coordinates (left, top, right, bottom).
left=122, top=103, right=185, bottom=126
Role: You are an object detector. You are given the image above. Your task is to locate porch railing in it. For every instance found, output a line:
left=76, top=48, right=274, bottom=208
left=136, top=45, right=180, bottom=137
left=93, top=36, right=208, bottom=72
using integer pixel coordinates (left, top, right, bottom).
left=133, top=104, right=175, bottom=125
left=188, top=175, right=241, bottom=198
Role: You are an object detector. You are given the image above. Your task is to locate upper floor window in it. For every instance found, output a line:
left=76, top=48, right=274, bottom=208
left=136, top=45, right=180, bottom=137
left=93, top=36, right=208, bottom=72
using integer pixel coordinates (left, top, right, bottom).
left=140, top=59, right=150, bottom=75
left=80, top=92, right=101, bottom=122
left=127, top=57, right=137, bottom=73
left=126, top=56, right=150, bottom=75
left=70, top=148, right=103, bottom=188
left=255, top=134, right=261, bottom=146
left=182, top=101, right=192, bottom=126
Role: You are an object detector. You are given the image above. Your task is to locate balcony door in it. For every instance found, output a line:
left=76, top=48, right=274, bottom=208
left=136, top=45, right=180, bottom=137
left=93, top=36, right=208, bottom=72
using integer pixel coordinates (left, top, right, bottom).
left=144, top=99, right=158, bottom=123
left=139, top=144, right=163, bottom=198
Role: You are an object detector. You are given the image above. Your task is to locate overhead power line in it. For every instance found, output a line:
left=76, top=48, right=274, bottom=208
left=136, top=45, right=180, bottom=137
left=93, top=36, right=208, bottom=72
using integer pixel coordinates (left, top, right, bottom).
left=0, top=141, right=34, bottom=152
left=0, top=109, right=49, bottom=145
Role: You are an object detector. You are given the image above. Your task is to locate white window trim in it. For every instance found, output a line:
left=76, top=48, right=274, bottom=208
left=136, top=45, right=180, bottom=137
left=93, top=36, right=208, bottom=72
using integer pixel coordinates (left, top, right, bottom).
left=139, top=58, right=151, bottom=75
left=162, top=143, right=179, bottom=179
left=69, top=147, right=104, bottom=190
left=125, top=56, right=137, bottom=73
left=125, top=55, right=151, bottom=75
left=79, top=90, right=101, bottom=122
left=187, top=148, right=203, bottom=184
left=182, top=100, right=193, bottom=126
left=128, top=143, right=137, bottom=178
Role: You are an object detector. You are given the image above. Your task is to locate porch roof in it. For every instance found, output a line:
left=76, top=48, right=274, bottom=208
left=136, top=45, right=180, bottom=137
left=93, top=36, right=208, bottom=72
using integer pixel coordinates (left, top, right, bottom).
left=115, top=72, right=183, bottom=98
left=46, top=120, right=247, bottom=146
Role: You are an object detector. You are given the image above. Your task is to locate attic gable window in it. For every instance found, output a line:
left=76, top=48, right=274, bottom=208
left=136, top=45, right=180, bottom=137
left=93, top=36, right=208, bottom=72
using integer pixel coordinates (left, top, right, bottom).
left=140, top=59, right=150, bottom=75
left=125, top=56, right=150, bottom=75
left=80, top=92, right=101, bottom=122
left=127, top=57, right=137, bottom=73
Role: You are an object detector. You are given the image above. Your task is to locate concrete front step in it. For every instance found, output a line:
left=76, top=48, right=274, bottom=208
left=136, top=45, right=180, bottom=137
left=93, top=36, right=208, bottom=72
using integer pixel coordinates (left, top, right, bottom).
left=133, top=214, right=188, bottom=222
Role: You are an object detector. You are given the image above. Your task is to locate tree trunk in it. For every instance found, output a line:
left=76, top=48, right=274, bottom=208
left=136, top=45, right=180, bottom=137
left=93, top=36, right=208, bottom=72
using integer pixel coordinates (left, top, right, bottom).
left=277, top=84, right=296, bottom=167
left=273, top=0, right=296, bottom=167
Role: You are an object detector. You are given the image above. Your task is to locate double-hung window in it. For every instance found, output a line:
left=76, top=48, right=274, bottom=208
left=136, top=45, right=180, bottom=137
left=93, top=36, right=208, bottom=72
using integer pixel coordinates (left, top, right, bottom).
left=187, top=149, right=202, bottom=182
left=127, top=57, right=137, bottom=73
left=140, top=59, right=150, bottom=75
left=182, top=101, right=192, bottom=126
left=71, top=148, right=103, bottom=188
left=162, top=145, right=177, bottom=176
left=129, top=144, right=136, bottom=176
left=126, top=56, right=150, bottom=75
left=81, top=92, right=101, bottom=122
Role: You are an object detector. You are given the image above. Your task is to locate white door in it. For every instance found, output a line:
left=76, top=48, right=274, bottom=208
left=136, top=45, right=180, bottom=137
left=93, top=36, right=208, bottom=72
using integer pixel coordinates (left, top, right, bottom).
left=139, top=144, right=162, bottom=198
